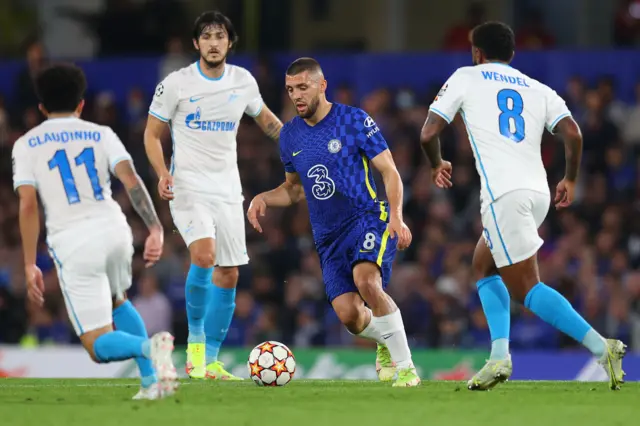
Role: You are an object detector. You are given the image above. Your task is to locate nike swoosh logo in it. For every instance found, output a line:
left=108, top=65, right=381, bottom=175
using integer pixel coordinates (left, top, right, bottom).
left=359, top=250, right=372, bottom=253
left=382, top=333, right=393, bottom=340
left=189, top=96, right=204, bottom=102
left=293, top=150, right=303, bottom=156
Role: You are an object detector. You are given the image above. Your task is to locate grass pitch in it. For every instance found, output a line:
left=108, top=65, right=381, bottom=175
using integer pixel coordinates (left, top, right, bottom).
left=0, top=379, right=637, bottom=426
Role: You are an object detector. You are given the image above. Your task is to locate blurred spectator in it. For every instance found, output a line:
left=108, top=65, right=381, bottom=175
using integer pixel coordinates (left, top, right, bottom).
left=12, top=38, right=47, bottom=131
left=516, top=9, right=555, bottom=50
left=622, top=82, right=640, bottom=146
left=613, top=0, right=640, bottom=47
left=132, top=272, right=172, bottom=336
left=442, top=2, right=485, bottom=51
left=159, top=36, right=191, bottom=80
left=597, top=76, right=628, bottom=128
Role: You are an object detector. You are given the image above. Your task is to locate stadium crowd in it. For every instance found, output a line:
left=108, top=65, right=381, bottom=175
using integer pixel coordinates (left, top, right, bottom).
left=1, top=47, right=639, bottom=353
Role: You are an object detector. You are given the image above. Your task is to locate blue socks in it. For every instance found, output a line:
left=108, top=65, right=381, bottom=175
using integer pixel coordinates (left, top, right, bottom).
left=477, top=275, right=511, bottom=360
left=205, top=286, right=236, bottom=365
left=525, top=282, right=606, bottom=357
left=113, top=301, right=157, bottom=388
left=186, top=264, right=213, bottom=343
left=93, top=331, right=150, bottom=363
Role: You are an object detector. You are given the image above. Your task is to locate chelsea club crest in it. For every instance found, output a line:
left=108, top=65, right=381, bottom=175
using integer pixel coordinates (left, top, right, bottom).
left=328, top=139, right=342, bottom=153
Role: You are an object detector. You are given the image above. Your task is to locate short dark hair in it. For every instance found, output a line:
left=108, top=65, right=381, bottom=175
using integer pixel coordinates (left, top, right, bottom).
left=35, top=63, right=87, bottom=113
left=192, top=11, right=238, bottom=48
left=471, top=21, right=515, bottom=63
left=286, top=57, right=322, bottom=76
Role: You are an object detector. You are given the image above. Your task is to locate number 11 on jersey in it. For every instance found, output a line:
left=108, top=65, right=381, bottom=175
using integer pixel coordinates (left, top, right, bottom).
left=48, top=148, right=104, bottom=204
left=497, top=89, right=525, bottom=143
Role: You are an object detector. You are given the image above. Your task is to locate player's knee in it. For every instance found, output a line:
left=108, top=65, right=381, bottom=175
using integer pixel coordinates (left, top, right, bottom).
left=353, top=272, right=383, bottom=302
left=191, top=250, right=215, bottom=268
left=80, top=327, right=110, bottom=363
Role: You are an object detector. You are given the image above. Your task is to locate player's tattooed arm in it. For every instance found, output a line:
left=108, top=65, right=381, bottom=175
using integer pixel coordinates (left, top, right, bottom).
left=114, top=160, right=163, bottom=231
left=254, top=106, right=283, bottom=142
left=554, top=116, right=583, bottom=182
left=419, top=111, right=448, bottom=167
left=17, top=185, right=40, bottom=266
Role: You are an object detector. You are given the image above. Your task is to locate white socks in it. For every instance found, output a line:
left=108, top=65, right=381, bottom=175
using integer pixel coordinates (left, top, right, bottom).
left=357, top=309, right=383, bottom=341
left=357, top=309, right=413, bottom=369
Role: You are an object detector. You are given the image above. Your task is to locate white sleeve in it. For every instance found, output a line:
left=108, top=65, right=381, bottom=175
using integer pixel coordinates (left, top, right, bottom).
left=545, top=88, right=572, bottom=133
left=104, top=127, right=133, bottom=174
left=429, top=69, right=468, bottom=124
left=149, top=73, right=179, bottom=122
left=244, top=73, right=264, bottom=117
left=12, top=140, right=36, bottom=191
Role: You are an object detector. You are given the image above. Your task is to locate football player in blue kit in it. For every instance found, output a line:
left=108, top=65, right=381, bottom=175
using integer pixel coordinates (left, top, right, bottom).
left=247, top=58, right=419, bottom=387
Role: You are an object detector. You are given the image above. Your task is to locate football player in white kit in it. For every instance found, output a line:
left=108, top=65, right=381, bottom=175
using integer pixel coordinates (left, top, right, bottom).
left=144, top=11, right=283, bottom=380
left=13, top=64, right=178, bottom=399
left=420, top=22, right=626, bottom=391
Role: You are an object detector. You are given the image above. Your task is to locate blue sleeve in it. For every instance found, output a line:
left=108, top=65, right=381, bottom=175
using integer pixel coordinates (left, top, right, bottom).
left=351, top=108, right=389, bottom=160
left=279, top=126, right=296, bottom=173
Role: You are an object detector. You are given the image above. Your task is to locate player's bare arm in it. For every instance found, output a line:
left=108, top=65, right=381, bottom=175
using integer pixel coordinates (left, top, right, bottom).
left=114, top=160, right=164, bottom=267
left=370, top=150, right=412, bottom=250
left=253, top=105, right=283, bottom=142
left=247, top=172, right=304, bottom=233
left=143, top=114, right=174, bottom=200
left=420, top=111, right=453, bottom=189
left=17, top=185, right=45, bottom=306
left=553, top=115, right=583, bottom=209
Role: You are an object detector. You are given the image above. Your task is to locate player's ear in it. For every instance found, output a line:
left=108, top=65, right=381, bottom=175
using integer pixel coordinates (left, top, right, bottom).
left=38, top=104, right=48, bottom=118
left=76, top=99, right=85, bottom=116
left=320, top=79, right=328, bottom=94
left=192, top=39, right=199, bottom=51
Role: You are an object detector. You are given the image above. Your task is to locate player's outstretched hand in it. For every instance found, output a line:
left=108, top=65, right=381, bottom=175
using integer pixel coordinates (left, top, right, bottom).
left=158, top=175, right=174, bottom=200
left=144, top=228, right=164, bottom=268
left=387, top=217, right=412, bottom=251
left=555, top=178, right=575, bottom=209
left=432, top=161, right=453, bottom=189
left=247, top=195, right=267, bottom=233
left=25, top=264, right=45, bottom=307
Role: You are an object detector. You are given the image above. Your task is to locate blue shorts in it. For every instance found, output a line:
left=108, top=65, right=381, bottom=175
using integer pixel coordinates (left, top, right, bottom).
left=317, top=213, right=397, bottom=302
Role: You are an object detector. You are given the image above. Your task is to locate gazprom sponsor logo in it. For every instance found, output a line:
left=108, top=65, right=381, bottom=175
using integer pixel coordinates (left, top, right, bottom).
left=185, top=107, right=236, bottom=132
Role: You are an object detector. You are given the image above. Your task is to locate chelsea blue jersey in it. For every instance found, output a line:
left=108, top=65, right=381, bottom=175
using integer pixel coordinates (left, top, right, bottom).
left=279, top=103, right=390, bottom=246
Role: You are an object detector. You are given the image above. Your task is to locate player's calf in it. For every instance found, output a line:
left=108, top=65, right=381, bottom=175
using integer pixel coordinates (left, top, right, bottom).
left=185, top=239, right=216, bottom=377
left=352, top=262, right=415, bottom=372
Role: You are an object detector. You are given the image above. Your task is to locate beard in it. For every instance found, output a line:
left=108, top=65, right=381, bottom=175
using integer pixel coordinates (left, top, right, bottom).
left=201, top=51, right=227, bottom=69
left=297, top=96, right=320, bottom=119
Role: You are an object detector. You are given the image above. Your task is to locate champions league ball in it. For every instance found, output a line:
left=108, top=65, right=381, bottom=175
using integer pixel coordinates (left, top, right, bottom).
left=248, top=341, right=296, bottom=386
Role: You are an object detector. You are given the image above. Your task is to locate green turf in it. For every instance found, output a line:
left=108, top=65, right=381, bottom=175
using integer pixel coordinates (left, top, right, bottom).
left=0, top=379, right=637, bottom=426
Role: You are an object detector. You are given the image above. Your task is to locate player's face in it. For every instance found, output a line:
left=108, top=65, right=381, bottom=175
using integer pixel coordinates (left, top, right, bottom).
left=285, top=72, right=325, bottom=119
left=194, top=24, right=231, bottom=68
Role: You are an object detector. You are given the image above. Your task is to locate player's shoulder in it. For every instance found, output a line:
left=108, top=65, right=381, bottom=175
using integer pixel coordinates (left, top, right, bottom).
left=225, top=63, right=256, bottom=82
left=449, top=66, right=476, bottom=80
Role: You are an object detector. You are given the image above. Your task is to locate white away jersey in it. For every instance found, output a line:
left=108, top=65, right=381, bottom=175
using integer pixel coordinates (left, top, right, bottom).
left=148, top=62, right=264, bottom=203
left=12, top=117, right=130, bottom=246
left=430, top=63, right=571, bottom=212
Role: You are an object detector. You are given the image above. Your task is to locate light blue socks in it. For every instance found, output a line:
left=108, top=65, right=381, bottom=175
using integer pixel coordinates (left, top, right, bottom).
left=186, top=264, right=213, bottom=344
left=93, top=331, right=150, bottom=362
left=477, top=275, right=511, bottom=360
left=525, top=282, right=606, bottom=357
left=113, top=301, right=157, bottom=388
left=205, top=286, right=236, bottom=365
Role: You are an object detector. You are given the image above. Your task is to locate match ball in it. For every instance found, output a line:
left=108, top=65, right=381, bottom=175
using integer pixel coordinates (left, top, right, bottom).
left=247, top=341, right=296, bottom=386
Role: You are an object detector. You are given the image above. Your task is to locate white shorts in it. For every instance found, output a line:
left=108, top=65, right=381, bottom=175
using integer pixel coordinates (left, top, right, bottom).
left=481, top=189, right=550, bottom=268
left=170, top=196, right=249, bottom=267
left=49, top=226, right=134, bottom=336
